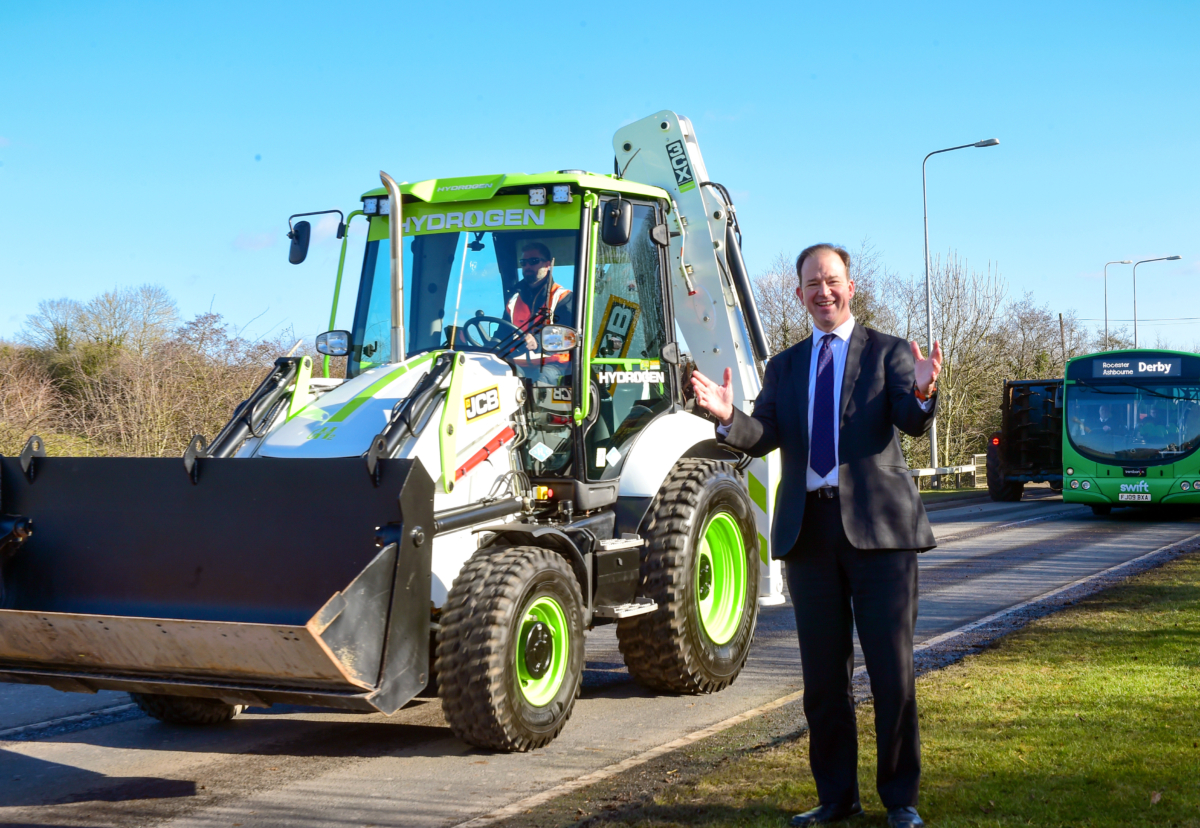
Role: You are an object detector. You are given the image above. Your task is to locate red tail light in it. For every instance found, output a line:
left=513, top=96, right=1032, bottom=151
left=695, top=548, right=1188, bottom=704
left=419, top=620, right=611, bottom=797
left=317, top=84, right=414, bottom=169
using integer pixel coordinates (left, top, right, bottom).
left=991, top=436, right=1000, bottom=446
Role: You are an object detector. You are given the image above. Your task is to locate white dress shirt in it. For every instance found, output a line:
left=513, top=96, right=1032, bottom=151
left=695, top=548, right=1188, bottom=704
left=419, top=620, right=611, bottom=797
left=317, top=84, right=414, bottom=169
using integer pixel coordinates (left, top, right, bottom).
left=804, top=316, right=856, bottom=490
left=717, top=314, right=932, bottom=491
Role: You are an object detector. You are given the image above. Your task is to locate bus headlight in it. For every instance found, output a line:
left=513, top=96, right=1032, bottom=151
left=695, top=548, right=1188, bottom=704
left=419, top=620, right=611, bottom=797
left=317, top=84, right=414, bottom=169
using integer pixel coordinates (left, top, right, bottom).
left=1071, top=480, right=1080, bottom=489
left=1066, top=467, right=1074, bottom=475
left=1081, top=481, right=1091, bottom=490
left=1183, top=481, right=1191, bottom=491
left=1194, top=481, right=1200, bottom=490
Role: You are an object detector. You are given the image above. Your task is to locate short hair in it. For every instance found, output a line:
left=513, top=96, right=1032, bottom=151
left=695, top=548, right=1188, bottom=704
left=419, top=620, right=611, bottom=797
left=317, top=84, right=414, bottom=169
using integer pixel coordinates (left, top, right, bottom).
left=521, top=241, right=552, bottom=260
left=796, top=244, right=851, bottom=281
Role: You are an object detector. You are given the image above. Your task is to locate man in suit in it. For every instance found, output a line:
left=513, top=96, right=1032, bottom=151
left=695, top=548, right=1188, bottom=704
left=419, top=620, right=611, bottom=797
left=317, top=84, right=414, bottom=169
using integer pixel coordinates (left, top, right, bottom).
left=691, top=243, right=942, bottom=828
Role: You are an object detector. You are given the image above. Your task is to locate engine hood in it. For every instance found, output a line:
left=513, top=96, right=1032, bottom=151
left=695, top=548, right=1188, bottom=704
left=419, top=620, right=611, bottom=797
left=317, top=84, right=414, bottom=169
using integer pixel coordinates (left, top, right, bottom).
left=256, top=351, right=441, bottom=459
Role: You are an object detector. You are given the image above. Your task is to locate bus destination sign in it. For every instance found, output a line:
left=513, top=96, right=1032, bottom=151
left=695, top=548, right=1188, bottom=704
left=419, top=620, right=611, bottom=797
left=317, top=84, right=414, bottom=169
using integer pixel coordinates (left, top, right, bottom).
left=1092, top=357, right=1182, bottom=378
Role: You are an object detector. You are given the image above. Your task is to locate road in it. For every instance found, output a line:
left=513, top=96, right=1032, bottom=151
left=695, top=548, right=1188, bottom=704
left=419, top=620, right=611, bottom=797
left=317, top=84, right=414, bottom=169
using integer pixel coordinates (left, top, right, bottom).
left=2, top=489, right=1197, bottom=827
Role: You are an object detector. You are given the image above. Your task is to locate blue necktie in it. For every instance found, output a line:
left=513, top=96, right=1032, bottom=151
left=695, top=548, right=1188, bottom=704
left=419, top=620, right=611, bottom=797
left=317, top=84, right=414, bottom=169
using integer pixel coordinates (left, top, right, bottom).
left=810, top=334, right=837, bottom=478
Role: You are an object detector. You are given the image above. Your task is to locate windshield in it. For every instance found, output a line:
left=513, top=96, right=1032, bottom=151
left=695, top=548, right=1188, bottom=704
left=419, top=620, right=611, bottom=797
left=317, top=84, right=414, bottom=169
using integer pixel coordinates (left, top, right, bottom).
left=1066, top=381, right=1200, bottom=463
left=350, top=196, right=581, bottom=376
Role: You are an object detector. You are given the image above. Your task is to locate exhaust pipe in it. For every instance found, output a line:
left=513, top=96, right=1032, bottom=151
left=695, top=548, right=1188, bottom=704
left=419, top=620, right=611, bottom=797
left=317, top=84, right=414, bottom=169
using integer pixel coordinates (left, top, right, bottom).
left=380, top=171, right=406, bottom=364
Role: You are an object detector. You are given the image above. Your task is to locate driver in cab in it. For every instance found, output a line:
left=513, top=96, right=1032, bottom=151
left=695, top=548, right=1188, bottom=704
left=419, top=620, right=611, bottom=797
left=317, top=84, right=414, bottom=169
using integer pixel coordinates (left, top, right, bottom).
left=507, top=241, right=575, bottom=384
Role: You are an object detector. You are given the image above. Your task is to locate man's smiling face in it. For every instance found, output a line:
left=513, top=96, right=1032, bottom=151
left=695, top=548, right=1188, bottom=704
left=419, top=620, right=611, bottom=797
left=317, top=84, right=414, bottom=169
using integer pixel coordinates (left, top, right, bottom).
left=798, top=249, right=855, bottom=332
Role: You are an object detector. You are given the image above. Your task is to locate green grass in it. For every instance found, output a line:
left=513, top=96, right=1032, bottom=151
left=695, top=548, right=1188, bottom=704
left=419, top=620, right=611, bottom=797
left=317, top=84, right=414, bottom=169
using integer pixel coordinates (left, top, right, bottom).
left=586, top=553, right=1200, bottom=827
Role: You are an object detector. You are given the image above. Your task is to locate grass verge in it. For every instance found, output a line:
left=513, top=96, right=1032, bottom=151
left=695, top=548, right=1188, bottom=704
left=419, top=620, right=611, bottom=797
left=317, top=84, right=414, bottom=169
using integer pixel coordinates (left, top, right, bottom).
left=512, top=552, right=1200, bottom=827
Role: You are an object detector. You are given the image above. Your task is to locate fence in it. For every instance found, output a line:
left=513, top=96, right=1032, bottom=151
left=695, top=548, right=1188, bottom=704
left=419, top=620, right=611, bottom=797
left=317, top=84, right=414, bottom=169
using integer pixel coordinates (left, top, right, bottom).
left=909, top=454, right=989, bottom=490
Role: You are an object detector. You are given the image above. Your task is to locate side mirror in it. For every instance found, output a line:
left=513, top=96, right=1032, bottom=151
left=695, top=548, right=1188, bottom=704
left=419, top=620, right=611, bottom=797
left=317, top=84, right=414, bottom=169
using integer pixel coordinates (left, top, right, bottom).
left=288, top=220, right=312, bottom=265
left=600, top=199, right=632, bottom=247
left=316, top=330, right=351, bottom=357
left=660, top=342, right=680, bottom=365
left=540, top=325, right=578, bottom=354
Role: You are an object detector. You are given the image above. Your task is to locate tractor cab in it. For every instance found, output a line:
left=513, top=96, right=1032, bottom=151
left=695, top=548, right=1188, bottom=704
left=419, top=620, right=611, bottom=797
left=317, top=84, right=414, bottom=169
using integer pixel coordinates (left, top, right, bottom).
left=327, top=173, right=685, bottom=509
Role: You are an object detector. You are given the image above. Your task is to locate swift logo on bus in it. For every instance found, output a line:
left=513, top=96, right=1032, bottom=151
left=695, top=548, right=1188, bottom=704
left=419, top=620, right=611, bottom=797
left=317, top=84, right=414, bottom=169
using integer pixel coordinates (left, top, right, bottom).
left=1120, top=481, right=1150, bottom=493
left=665, top=140, right=696, bottom=192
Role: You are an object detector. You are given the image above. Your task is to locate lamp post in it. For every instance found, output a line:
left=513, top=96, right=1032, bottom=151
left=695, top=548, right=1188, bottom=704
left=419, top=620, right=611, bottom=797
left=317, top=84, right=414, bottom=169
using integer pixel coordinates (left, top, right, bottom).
left=922, top=138, right=999, bottom=472
left=1103, top=260, right=1132, bottom=350
left=1132, top=255, right=1182, bottom=347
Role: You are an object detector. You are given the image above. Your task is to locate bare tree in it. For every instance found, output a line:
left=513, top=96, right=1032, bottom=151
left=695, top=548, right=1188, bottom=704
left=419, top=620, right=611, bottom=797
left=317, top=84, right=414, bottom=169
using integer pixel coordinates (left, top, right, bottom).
left=21, top=298, right=82, bottom=353
left=752, top=251, right=809, bottom=353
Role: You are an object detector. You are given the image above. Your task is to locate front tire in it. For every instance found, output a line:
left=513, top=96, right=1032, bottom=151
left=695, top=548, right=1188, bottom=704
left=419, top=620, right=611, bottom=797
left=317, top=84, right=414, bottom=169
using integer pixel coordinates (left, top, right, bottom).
left=130, top=693, right=244, bottom=725
left=617, top=459, right=760, bottom=694
left=436, top=546, right=584, bottom=751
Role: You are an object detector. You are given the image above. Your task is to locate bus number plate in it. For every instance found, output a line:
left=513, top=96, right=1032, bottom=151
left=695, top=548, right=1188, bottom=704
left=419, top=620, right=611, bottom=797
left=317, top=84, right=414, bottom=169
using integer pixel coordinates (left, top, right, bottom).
left=1119, top=493, right=1151, bottom=502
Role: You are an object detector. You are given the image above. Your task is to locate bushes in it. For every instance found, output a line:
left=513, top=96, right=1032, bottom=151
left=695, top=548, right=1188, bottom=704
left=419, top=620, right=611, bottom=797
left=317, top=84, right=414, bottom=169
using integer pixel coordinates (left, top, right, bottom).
left=1, top=288, right=312, bottom=458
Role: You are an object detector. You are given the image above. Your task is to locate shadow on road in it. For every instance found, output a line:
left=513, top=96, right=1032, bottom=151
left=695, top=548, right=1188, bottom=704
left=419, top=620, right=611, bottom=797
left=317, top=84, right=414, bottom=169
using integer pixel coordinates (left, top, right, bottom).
left=0, top=751, right=196, bottom=807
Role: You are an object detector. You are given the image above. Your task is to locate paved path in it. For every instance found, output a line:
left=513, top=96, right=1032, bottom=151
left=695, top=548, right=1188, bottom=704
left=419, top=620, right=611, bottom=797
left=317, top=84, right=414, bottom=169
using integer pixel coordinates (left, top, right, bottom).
left=1, top=491, right=1196, bottom=827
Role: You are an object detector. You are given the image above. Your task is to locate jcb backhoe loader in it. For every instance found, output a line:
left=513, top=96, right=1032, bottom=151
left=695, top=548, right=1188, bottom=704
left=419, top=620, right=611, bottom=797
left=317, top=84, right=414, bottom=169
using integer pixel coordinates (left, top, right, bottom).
left=0, top=111, right=783, bottom=751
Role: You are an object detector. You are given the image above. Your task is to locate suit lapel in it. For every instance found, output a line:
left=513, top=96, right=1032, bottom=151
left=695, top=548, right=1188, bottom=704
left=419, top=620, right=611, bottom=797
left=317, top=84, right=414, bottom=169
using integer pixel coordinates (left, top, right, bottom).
left=840, top=324, right=870, bottom=428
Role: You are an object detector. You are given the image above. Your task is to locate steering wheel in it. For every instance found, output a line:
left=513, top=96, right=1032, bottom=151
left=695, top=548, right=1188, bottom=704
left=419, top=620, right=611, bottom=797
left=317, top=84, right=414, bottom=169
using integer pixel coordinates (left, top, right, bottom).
left=461, top=315, right=522, bottom=349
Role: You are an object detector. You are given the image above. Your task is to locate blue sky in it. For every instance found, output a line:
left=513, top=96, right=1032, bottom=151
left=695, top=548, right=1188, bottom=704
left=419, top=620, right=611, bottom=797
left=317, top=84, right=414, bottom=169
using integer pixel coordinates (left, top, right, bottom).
left=2, top=1, right=1198, bottom=349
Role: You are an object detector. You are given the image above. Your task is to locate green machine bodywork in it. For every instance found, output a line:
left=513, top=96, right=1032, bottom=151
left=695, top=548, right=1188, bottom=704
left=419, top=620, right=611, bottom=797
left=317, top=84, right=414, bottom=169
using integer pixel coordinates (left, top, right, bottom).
left=1061, top=349, right=1200, bottom=509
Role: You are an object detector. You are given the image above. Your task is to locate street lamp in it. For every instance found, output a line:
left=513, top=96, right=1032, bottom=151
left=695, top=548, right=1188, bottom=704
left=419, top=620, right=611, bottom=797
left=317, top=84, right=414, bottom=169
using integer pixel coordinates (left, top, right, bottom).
left=922, top=138, right=1000, bottom=472
left=1103, top=260, right=1132, bottom=350
left=1132, top=255, right=1183, bottom=347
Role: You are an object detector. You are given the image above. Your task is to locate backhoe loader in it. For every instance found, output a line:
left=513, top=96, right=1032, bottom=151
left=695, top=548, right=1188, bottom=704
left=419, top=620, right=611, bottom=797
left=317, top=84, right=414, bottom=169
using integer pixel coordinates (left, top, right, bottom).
left=0, top=111, right=783, bottom=751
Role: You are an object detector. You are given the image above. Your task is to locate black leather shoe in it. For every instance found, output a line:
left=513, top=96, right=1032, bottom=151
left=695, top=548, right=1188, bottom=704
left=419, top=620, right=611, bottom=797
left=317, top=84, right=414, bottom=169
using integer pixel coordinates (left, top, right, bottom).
left=790, top=802, right=863, bottom=826
left=886, top=806, right=925, bottom=828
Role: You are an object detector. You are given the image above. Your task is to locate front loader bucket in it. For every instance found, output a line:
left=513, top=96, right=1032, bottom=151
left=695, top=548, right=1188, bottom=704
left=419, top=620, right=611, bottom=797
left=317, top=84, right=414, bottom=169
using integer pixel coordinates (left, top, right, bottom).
left=0, top=455, right=433, bottom=714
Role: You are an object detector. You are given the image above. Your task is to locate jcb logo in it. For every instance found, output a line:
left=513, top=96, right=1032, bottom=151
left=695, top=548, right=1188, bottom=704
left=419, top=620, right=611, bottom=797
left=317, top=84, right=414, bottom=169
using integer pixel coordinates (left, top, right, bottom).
left=665, top=140, right=695, bottom=192
left=465, top=386, right=501, bottom=421
left=592, top=295, right=640, bottom=360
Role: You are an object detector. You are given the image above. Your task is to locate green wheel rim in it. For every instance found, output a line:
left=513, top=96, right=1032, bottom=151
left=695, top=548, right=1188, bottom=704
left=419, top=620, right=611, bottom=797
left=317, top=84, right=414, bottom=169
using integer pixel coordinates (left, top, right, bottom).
left=694, top=511, right=747, bottom=645
left=515, top=595, right=570, bottom=707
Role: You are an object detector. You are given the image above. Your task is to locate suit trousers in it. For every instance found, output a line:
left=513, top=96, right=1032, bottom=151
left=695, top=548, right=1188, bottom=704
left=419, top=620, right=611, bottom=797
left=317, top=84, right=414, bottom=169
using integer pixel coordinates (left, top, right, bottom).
left=784, top=493, right=921, bottom=809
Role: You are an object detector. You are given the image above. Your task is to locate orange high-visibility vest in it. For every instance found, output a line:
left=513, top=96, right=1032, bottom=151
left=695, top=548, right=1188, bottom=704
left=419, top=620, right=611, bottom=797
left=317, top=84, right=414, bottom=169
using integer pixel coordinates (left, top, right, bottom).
left=507, top=282, right=571, bottom=365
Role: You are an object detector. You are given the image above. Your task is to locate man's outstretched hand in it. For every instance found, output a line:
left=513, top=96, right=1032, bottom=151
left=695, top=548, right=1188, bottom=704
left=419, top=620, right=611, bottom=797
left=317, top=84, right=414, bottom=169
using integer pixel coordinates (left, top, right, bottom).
left=691, top=367, right=735, bottom=426
left=911, top=340, right=943, bottom=397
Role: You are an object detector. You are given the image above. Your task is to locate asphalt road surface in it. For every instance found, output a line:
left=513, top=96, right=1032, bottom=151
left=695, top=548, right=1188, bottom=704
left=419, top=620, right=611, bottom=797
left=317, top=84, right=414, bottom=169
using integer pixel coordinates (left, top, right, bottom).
left=2, top=488, right=1197, bottom=827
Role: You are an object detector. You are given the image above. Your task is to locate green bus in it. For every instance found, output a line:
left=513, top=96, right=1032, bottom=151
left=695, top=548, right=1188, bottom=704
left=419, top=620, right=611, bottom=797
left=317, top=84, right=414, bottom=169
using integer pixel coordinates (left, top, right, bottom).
left=1063, top=349, right=1200, bottom=515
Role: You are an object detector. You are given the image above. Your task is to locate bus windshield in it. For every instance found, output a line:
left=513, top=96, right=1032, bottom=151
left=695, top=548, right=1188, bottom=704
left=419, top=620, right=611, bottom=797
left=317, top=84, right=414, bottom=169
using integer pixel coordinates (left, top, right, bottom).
left=1066, top=381, right=1200, bottom=463
left=349, top=197, right=581, bottom=376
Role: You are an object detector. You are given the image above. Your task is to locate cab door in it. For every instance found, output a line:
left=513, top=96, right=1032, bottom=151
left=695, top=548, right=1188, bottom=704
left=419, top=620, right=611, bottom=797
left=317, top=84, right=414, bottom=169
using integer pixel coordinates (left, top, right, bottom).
left=583, top=200, right=676, bottom=481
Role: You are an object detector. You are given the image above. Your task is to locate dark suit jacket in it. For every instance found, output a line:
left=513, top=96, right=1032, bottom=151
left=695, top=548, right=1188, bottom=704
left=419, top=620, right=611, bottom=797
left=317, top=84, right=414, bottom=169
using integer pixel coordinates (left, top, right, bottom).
left=720, top=324, right=938, bottom=557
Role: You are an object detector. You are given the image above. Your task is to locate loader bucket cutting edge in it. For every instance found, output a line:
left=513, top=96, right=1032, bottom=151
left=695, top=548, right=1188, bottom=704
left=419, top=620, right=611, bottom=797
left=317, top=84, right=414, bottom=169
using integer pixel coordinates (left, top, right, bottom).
left=0, top=455, right=433, bottom=715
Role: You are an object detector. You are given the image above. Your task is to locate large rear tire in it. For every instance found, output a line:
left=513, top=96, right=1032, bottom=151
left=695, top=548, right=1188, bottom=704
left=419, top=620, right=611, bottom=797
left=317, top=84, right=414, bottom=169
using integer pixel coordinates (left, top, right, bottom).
left=130, top=693, right=244, bottom=725
left=436, top=546, right=584, bottom=751
left=617, top=459, right=759, bottom=694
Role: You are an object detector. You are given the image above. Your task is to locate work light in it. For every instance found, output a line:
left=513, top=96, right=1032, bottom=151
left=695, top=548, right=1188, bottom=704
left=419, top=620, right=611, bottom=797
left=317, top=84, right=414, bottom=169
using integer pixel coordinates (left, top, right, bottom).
left=552, top=184, right=572, bottom=203
left=363, top=197, right=379, bottom=215
left=528, top=187, right=547, bottom=206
